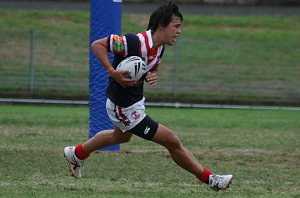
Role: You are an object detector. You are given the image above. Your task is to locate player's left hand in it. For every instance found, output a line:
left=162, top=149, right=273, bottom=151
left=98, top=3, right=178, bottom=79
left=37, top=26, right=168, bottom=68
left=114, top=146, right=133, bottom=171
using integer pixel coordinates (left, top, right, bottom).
left=146, top=71, right=158, bottom=86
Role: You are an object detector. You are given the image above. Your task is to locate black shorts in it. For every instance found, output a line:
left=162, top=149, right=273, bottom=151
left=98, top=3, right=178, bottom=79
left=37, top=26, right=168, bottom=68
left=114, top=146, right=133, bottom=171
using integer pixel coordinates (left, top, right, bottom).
left=128, top=115, right=159, bottom=140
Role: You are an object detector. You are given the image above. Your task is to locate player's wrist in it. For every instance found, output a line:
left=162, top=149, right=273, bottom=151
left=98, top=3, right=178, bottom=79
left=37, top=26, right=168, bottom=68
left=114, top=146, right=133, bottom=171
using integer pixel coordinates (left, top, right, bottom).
left=107, top=67, right=115, bottom=75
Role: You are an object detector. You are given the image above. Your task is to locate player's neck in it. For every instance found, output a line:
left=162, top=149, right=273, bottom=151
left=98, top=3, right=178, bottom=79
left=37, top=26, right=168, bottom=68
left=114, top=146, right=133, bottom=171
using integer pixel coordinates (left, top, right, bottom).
left=151, top=30, right=163, bottom=49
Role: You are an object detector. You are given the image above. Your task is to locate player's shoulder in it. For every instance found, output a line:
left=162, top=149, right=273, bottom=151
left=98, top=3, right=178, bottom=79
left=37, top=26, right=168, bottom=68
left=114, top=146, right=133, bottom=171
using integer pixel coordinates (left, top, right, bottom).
left=123, top=33, right=141, bottom=56
left=124, top=33, right=140, bottom=43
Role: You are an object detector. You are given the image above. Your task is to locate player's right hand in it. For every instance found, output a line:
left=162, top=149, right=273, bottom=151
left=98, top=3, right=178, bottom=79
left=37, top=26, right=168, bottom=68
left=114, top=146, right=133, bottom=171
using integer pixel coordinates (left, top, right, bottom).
left=109, top=69, right=137, bottom=88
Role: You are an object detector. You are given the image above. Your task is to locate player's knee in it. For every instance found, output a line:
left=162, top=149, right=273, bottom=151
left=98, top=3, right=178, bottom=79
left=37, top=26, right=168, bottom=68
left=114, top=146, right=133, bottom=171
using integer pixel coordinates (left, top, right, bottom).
left=112, top=133, right=131, bottom=144
left=119, top=135, right=131, bottom=144
left=164, top=133, right=182, bottom=151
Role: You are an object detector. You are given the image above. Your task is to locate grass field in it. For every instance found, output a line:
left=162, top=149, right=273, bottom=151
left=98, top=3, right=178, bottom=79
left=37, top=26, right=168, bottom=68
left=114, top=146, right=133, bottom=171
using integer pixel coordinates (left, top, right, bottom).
left=0, top=105, right=299, bottom=197
left=0, top=9, right=299, bottom=102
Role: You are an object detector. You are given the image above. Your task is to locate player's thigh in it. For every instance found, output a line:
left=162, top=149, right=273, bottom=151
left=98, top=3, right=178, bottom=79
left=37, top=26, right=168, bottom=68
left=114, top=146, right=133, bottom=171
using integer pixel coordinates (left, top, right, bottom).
left=127, top=115, right=158, bottom=140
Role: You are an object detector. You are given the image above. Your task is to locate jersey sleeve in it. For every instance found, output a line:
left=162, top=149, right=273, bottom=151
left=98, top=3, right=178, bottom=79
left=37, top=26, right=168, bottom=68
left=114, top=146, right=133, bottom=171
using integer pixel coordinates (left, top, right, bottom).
left=107, top=33, right=140, bottom=57
left=107, top=34, right=127, bottom=57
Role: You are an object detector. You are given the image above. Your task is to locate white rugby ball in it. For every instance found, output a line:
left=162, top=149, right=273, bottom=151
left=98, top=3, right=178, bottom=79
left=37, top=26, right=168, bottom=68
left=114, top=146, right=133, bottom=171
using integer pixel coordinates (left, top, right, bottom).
left=116, top=56, right=146, bottom=80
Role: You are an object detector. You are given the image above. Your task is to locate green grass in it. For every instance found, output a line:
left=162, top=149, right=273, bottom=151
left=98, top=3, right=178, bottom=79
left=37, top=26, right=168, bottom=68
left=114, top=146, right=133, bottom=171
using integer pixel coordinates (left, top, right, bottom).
left=0, top=9, right=300, bottom=102
left=0, top=105, right=299, bottom=197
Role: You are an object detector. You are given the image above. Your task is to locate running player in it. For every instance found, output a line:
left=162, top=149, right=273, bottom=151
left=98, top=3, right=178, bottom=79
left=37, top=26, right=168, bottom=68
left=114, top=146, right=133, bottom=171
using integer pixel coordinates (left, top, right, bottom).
left=64, top=2, right=233, bottom=191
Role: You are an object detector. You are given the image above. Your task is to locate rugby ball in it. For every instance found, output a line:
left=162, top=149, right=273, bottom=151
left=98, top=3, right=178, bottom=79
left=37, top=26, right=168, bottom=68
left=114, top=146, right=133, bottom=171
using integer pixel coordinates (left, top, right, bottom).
left=116, top=56, right=146, bottom=80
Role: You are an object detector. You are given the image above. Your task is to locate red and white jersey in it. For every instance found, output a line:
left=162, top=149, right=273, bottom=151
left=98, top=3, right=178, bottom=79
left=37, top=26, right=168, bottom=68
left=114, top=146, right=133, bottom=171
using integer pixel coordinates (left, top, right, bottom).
left=136, top=31, right=164, bottom=72
left=106, top=30, right=165, bottom=107
left=108, top=30, right=164, bottom=73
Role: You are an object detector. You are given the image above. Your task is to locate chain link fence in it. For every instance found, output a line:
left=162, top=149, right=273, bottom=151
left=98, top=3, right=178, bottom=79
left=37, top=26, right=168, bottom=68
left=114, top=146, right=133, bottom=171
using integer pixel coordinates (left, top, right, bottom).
left=0, top=27, right=299, bottom=105
left=0, top=28, right=89, bottom=99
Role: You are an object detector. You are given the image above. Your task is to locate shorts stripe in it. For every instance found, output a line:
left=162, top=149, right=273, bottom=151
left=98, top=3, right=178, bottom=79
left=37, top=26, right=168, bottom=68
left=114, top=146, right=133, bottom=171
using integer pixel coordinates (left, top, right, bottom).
left=113, top=105, right=122, bottom=123
left=117, top=106, right=130, bottom=126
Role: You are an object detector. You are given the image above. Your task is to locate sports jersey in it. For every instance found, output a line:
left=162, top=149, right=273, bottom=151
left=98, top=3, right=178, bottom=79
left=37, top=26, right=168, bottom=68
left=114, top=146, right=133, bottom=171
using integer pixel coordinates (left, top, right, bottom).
left=106, top=30, right=165, bottom=107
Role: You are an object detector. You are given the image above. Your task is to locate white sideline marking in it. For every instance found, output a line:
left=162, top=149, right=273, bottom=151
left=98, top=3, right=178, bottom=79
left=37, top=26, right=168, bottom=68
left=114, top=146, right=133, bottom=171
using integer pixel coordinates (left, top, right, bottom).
left=0, top=98, right=299, bottom=110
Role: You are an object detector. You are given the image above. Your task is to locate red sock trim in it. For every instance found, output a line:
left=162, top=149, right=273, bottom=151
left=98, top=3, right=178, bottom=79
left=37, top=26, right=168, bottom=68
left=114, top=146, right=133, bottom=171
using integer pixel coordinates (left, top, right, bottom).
left=75, top=144, right=90, bottom=160
left=197, top=168, right=213, bottom=184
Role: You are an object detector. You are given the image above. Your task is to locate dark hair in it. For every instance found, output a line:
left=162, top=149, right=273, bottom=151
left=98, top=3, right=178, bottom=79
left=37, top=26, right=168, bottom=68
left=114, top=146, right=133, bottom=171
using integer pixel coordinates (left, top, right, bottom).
left=147, top=2, right=183, bottom=31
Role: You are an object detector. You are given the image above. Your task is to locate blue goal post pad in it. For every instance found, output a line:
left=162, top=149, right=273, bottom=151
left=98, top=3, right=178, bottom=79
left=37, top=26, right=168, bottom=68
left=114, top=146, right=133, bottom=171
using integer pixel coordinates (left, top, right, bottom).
left=89, top=0, right=122, bottom=151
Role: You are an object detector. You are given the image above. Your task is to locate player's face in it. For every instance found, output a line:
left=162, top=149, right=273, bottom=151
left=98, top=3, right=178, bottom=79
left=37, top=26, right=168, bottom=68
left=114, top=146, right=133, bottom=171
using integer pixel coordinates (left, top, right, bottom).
left=163, top=15, right=182, bottom=46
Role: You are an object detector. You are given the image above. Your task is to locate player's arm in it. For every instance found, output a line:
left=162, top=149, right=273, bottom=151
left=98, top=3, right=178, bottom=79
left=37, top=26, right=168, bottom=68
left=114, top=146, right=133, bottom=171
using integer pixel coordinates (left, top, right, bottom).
left=146, top=68, right=158, bottom=87
left=91, top=38, right=136, bottom=87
